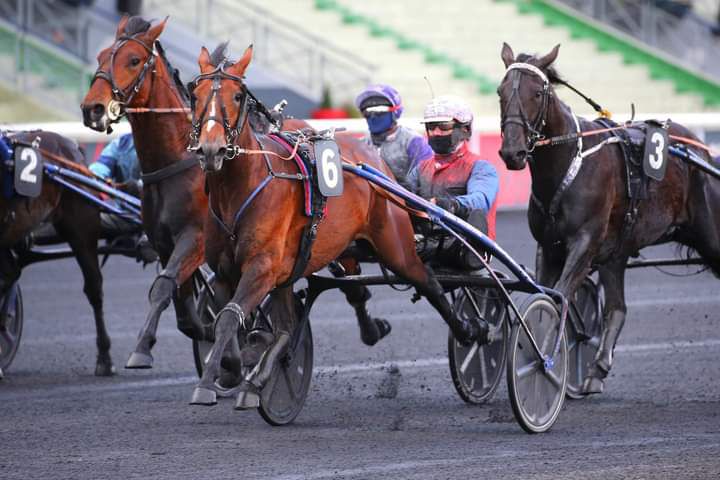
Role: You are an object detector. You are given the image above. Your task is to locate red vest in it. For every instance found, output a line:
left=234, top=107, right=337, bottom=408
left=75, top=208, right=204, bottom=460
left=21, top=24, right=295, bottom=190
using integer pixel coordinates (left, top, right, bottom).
left=416, top=143, right=497, bottom=239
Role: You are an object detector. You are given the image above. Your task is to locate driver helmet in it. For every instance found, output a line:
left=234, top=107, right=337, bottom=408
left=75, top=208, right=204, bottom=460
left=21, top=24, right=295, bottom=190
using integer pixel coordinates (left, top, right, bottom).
left=354, top=84, right=404, bottom=120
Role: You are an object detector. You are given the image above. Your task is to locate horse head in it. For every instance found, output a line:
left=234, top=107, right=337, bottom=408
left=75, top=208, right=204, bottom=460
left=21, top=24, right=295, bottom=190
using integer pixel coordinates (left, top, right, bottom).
left=189, top=43, right=254, bottom=172
left=81, top=15, right=168, bottom=132
left=497, top=42, right=561, bottom=170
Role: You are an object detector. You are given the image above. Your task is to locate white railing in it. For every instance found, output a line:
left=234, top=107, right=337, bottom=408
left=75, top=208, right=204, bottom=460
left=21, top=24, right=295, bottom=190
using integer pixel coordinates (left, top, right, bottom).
left=5, top=112, right=720, bottom=143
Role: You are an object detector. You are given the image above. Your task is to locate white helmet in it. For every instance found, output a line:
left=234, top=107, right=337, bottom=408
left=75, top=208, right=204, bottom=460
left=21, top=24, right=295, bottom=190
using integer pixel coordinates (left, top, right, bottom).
left=422, top=95, right=473, bottom=126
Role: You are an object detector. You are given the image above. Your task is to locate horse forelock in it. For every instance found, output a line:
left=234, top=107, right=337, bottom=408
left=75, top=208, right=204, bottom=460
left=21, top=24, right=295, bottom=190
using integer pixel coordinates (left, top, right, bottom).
left=123, top=16, right=152, bottom=36
left=515, top=53, right=564, bottom=85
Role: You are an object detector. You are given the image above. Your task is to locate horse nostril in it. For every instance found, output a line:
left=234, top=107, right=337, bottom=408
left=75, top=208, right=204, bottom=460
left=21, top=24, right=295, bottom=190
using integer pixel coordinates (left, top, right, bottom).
left=91, top=104, right=105, bottom=120
left=514, top=150, right=527, bottom=162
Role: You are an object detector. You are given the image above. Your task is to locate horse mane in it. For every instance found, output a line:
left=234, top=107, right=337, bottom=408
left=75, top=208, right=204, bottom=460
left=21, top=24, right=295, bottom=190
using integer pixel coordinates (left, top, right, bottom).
left=123, top=16, right=152, bottom=36
left=209, top=41, right=230, bottom=67
left=516, top=53, right=564, bottom=85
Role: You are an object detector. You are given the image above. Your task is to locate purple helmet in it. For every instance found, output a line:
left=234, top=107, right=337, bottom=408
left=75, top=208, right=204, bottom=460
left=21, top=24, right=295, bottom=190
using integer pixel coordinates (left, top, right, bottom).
left=354, top=84, right=404, bottom=120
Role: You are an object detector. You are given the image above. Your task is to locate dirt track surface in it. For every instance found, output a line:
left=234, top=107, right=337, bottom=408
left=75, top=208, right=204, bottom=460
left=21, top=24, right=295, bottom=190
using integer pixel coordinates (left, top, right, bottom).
left=2, top=211, right=719, bottom=479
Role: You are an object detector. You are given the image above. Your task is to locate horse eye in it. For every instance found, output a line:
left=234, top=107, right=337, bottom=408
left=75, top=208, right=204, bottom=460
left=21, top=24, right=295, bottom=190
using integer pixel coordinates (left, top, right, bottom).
left=535, top=90, right=543, bottom=98
left=234, top=92, right=243, bottom=102
left=130, top=57, right=141, bottom=67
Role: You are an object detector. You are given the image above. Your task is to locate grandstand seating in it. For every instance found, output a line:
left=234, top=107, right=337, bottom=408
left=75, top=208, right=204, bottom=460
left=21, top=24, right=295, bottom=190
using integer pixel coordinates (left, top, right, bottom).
left=249, top=0, right=714, bottom=118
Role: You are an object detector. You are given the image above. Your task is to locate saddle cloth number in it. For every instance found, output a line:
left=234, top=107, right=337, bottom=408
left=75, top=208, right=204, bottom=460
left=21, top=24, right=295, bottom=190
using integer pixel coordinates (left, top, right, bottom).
left=314, top=140, right=343, bottom=197
left=14, top=146, right=43, bottom=197
left=642, top=126, right=668, bottom=181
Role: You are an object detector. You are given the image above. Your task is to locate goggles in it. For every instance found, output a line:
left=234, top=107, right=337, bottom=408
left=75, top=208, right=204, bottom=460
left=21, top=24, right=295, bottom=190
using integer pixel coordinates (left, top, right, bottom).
left=361, top=104, right=400, bottom=116
left=424, top=121, right=456, bottom=132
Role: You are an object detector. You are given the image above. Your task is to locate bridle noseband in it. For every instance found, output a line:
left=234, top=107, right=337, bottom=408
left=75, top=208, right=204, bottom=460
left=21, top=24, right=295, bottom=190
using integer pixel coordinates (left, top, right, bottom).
left=500, top=62, right=552, bottom=152
left=91, top=34, right=158, bottom=120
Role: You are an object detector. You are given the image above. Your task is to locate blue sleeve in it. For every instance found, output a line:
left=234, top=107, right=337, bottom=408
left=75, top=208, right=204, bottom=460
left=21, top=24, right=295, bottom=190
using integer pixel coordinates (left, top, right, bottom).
left=89, top=138, right=120, bottom=179
left=456, top=161, right=499, bottom=213
left=406, top=135, right=433, bottom=171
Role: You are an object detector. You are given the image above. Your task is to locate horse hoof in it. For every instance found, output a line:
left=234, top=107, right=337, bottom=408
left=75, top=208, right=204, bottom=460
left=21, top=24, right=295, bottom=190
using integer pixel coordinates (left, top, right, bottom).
left=582, top=376, right=604, bottom=395
left=361, top=318, right=392, bottom=346
left=95, top=362, right=117, bottom=377
left=125, top=351, right=154, bottom=369
left=235, top=382, right=261, bottom=410
left=190, top=387, right=217, bottom=406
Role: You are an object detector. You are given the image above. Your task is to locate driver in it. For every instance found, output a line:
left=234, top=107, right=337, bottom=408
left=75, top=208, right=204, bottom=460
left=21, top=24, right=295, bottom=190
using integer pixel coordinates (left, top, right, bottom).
left=407, top=95, right=499, bottom=270
left=355, top=84, right=433, bottom=189
left=89, top=133, right=157, bottom=264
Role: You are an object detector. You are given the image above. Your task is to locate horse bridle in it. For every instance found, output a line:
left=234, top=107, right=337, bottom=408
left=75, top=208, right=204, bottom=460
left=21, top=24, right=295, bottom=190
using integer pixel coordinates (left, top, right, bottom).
left=91, top=34, right=159, bottom=120
left=188, top=63, right=269, bottom=160
left=500, top=62, right=552, bottom=152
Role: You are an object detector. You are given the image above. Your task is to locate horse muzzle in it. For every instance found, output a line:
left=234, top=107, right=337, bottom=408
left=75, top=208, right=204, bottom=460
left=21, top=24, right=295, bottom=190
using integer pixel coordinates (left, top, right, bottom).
left=195, top=142, right=227, bottom=172
left=81, top=102, right=110, bottom=132
left=499, top=147, right=529, bottom=170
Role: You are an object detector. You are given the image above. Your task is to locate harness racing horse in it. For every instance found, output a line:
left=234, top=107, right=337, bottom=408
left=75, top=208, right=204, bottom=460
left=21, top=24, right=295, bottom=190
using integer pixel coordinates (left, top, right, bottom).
left=81, top=16, right=209, bottom=368
left=0, top=131, right=115, bottom=376
left=497, top=43, right=720, bottom=394
left=80, top=17, right=393, bottom=370
left=187, top=44, right=485, bottom=407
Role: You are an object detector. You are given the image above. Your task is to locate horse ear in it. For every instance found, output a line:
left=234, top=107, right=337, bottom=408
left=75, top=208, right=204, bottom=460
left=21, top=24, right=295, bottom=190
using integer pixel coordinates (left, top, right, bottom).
left=537, top=44, right=560, bottom=70
left=146, top=16, right=168, bottom=44
left=198, top=46, right=212, bottom=72
left=501, top=42, right=515, bottom=68
left=229, top=45, right=253, bottom=77
left=115, top=14, right=130, bottom=38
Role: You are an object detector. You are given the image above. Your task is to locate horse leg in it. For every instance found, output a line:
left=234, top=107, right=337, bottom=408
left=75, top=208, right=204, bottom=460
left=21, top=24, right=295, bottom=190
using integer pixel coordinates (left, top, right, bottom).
left=190, top=254, right=277, bottom=406
left=55, top=221, right=114, bottom=376
left=583, top=258, right=627, bottom=394
left=127, top=230, right=203, bottom=368
left=235, top=285, right=296, bottom=409
left=535, top=244, right=563, bottom=287
left=370, top=230, right=482, bottom=346
left=336, top=257, right=391, bottom=346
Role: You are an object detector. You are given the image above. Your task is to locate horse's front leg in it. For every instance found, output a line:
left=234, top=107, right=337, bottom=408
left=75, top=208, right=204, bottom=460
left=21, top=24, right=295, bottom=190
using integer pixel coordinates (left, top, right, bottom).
left=190, top=253, right=278, bottom=406
left=126, top=228, right=204, bottom=369
left=235, top=285, right=296, bottom=410
left=583, top=257, right=627, bottom=394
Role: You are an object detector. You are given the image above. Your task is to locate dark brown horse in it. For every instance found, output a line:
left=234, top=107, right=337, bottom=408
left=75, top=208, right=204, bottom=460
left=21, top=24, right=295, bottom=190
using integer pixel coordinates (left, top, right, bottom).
left=0, top=131, right=115, bottom=376
left=188, top=44, right=484, bottom=407
left=497, top=43, right=720, bottom=394
left=80, top=17, right=393, bottom=370
left=81, top=16, right=208, bottom=369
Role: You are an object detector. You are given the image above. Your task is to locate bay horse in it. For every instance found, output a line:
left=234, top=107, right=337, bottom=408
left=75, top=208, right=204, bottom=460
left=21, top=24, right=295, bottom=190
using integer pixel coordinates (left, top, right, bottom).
left=187, top=44, right=484, bottom=407
left=80, top=16, right=393, bottom=370
left=0, top=130, right=115, bottom=376
left=497, top=43, right=720, bottom=394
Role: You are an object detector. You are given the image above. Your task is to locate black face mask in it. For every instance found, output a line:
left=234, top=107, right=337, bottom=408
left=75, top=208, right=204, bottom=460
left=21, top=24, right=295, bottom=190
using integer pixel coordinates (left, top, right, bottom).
left=428, top=128, right=467, bottom=155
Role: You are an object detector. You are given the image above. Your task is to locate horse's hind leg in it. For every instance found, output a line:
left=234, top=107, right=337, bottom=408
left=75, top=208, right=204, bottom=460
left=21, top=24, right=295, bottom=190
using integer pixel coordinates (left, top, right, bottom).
left=55, top=219, right=114, bottom=376
left=583, top=258, right=628, bottom=394
left=336, top=257, right=391, bottom=346
left=369, top=227, right=483, bottom=346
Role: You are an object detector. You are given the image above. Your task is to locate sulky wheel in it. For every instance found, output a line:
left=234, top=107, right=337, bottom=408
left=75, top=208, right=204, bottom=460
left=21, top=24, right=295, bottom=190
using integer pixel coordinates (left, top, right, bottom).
left=565, top=276, right=604, bottom=399
left=191, top=265, right=220, bottom=377
left=448, top=285, right=508, bottom=404
left=259, top=294, right=313, bottom=426
left=0, top=282, right=23, bottom=374
left=507, top=293, right=568, bottom=434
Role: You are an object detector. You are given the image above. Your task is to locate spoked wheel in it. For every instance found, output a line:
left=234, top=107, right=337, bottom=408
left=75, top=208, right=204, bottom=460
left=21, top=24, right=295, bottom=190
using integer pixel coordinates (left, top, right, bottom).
left=566, top=276, right=604, bottom=399
left=507, top=293, right=568, bottom=434
left=0, top=282, right=23, bottom=373
left=191, top=265, right=219, bottom=377
left=259, top=294, right=314, bottom=426
left=448, top=285, right=508, bottom=404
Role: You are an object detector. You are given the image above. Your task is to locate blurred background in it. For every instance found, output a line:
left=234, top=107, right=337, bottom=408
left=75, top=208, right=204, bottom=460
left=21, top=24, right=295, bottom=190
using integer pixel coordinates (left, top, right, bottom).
left=1, top=0, right=719, bottom=207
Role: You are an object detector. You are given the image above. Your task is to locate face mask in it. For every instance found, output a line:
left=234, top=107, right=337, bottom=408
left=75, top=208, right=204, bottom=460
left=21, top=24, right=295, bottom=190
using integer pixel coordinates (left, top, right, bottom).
left=366, top=112, right=394, bottom=134
left=428, top=128, right=468, bottom=155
